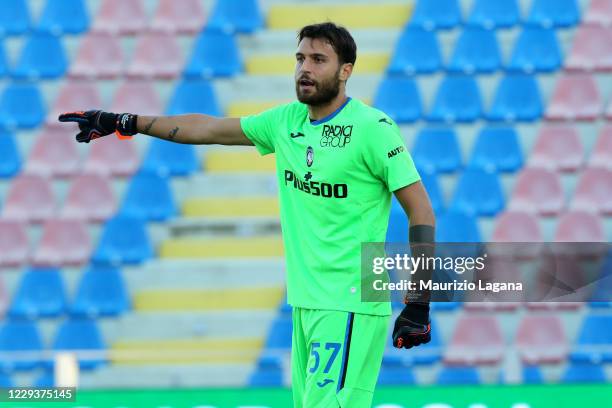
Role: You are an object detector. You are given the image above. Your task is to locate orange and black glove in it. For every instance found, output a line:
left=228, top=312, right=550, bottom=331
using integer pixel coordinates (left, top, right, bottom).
left=58, top=110, right=138, bottom=143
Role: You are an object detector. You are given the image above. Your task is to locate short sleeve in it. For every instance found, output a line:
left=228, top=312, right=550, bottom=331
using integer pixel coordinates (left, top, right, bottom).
left=240, top=104, right=287, bottom=156
left=364, top=117, right=421, bottom=192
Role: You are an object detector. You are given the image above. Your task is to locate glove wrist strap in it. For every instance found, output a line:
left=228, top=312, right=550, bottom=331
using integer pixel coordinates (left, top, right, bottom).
left=115, top=113, right=138, bottom=138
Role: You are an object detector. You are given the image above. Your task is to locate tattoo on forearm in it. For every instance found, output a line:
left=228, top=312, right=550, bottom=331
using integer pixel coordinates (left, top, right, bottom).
left=168, top=126, right=179, bottom=140
left=143, top=118, right=157, bottom=134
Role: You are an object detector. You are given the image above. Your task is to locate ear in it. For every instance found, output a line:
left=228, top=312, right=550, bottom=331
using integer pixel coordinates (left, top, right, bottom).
left=338, top=63, right=353, bottom=82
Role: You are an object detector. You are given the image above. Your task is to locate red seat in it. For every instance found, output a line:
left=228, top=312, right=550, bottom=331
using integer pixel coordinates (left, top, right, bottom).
left=25, top=128, right=81, bottom=178
left=111, top=80, right=163, bottom=116
left=529, top=124, right=584, bottom=172
left=61, top=174, right=116, bottom=222
left=150, top=0, right=206, bottom=35
left=3, top=174, right=56, bottom=223
left=566, top=26, right=612, bottom=71
left=584, top=0, right=612, bottom=26
left=69, top=32, right=124, bottom=79
left=444, top=315, right=504, bottom=365
left=33, top=218, right=91, bottom=267
left=606, top=99, right=612, bottom=120
left=491, top=211, right=543, bottom=242
left=554, top=210, right=605, bottom=242
left=546, top=74, right=602, bottom=121
left=126, top=33, right=184, bottom=79
left=84, top=136, right=140, bottom=177
left=47, top=81, right=102, bottom=127
left=464, top=257, right=522, bottom=311
left=509, top=167, right=565, bottom=215
left=516, top=315, right=567, bottom=364
left=526, top=256, right=588, bottom=309
left=589, top=125, right=612, bottom=168
left=92, top=0, right=147, bottom=36
left=0, top=219, right=29, bottom=267
left=572, top=167, right=612, bottom=215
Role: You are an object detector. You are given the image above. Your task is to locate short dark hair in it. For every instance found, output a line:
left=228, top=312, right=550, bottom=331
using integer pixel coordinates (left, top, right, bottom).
left=297, top=22, right=357, bottom=65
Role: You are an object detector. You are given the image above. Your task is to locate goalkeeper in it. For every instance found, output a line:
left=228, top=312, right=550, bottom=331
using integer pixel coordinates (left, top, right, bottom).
left=59, top=22, right=435, bottom=408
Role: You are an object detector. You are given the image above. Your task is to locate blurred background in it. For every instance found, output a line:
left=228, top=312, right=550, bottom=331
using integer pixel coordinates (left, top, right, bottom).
left=0, top=0, right=611, bottom=407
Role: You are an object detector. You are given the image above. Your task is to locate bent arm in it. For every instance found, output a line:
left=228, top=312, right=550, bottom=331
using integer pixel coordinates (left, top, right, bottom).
left=136, top=114, right=253, bottom=146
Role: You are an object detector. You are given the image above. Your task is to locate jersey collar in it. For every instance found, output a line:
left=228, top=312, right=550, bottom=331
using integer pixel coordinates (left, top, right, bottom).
left=309, top=97, right=352, bottom=126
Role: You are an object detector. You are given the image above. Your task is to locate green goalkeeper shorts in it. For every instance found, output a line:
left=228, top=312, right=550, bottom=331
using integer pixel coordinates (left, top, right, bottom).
left=291, top=307, right=390, bottom=408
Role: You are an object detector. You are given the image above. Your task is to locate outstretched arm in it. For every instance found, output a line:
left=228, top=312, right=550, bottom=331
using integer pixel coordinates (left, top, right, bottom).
left=58, top=110, right=254, bottom=146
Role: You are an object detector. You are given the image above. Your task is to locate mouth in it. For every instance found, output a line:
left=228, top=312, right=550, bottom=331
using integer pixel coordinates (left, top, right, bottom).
left=298, top=78, right=316, bottom=90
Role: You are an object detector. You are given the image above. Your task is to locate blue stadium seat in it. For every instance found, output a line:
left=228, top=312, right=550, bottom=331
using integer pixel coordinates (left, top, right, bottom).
left=0, top=131, right=21, bottom=177
left=377, top=356, right=416, bottom=385
left=0, top=83, right=46, bottom=129
left=0, top=372, right=13, bottom=387
left=507, top=28, right=562, bottom=73
left=373, top=76, right=422, bottom=123
left=447, top=28, right=501, bottom=74
left=412, top=128, right=462, bottom=173
left=92, top=216, right=153, bottom=265
left=37, top=0, right=89, bottom=34
left=141, top=138, right=198, bottom=176
left=571, top=315, right=612, bottom=363
left=248, top=355, right=283, bottom=386
left=523, top=365, right=544, bottom=384
left=0, top=40, right=7, bottom=77
left=386, top=197, right=408, bottom=242
left=265, top=316, right=292, bottom=349
left=184, top=30, right=242, bottom=78
left=487, top=75, right=542, bottom=122
left=12, top=33, right=67, bottom=79
left=420, top=170, right=444, bottom=214
left=410, top=0, right=462, bottom=30
left=562, top=362, right=607, bottom=383
left=52, top=318, right=106, bottom=370
left=34, top=370, right=54, bottom=387
left=469, top=127, right=523, bottom=173
left=0, top=0, right=31, bottom=36
left=0, top=320, right=43, bottom=371
left=450, top=168, right=504, bottom=216
left=8, top=268, right=67, bottom=318
left=207, top=0, right=263, bottom=33
left=387, top=27, right=442, bottom=75
left=589, top=254, right=612, bottom=308
left=526, top=0, right=579, bottom=28
left=436, top=212, right=481, bottom=242
left=428, top=76, right=482, bottom=123
left=467, top=0, right=520, bottom=29
left=437, top=366, right=481, bottom=385
left=119, top=171, right=177, bottom=221
left=70, top=266, right=130, bottom=317
left=166, top=80, right=221, bottom=116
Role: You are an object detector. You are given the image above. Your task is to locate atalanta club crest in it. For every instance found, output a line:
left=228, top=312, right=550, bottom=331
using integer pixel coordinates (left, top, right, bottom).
left=306, top=146, right=314, bottom=167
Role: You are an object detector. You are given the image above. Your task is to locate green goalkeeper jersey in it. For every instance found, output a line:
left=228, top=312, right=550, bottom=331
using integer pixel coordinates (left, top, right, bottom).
left=240, top=97, right=420, bottom=316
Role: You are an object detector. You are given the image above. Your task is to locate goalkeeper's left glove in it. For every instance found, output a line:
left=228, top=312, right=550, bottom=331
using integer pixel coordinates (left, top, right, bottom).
left=392, top=302, right=431, bottom=349
left=58, top=110, right=138, bottom=143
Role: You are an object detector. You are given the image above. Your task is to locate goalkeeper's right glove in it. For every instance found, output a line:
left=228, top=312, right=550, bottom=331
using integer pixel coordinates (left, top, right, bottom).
left=58, top=110, right=138, bottom=143
left=392, top=302, right=431, bottom=349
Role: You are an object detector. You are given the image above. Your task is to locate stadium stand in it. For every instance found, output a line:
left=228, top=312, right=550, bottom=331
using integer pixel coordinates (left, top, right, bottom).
left=0, top=0, right=31, bottom=36
left=126, top=33, right=184, bottom=80
left=447, top=27, right=501, bottom=74
left=37, top=0, right=90, bottom=35
left=8, top=267, right=67, bottom=318
left=373, top=76, right=422, bottom=123
left=466, top=0, right=520, bottom=29
left=0, top=0, right=610, bottom=391
left=32, top=218, right=92, bottom=267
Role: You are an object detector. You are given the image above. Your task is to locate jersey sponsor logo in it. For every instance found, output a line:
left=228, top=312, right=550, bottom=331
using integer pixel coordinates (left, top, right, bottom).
left=387, top=146, right=405, bottom=158
left=320, top=124, right=352, bottom=148
left=290, top=131, right=305, bottom=138
left=284, top=170, right=348, bottom=198
left=306, top=146, right=314, bottom=167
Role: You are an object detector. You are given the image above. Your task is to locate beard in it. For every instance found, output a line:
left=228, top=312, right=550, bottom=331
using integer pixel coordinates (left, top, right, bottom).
left=295, top=70, right=341, bottom=106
